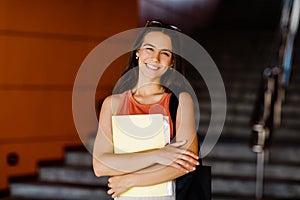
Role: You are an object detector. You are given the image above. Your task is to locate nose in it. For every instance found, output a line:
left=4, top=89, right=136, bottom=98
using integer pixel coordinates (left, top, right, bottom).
left=151, top=50, right=160, bottom=63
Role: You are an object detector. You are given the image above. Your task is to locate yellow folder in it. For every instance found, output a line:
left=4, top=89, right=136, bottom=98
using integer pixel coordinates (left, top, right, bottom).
left=112, top=114, right=173, bottom=197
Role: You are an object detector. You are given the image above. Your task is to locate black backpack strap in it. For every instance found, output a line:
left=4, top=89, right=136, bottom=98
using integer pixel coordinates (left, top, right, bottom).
left=169, top=93, right=179, bottom=137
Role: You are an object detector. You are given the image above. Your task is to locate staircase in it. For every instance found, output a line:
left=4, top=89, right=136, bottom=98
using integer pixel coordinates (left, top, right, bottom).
left=195, top=30, right=300, bottom=199
left=2, top=30, right=300, bottom=200
left=6, top=146, right=112, bottom=200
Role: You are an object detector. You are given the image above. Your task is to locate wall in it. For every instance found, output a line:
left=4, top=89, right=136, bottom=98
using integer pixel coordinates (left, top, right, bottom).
left=0, top=0, right=138, bottom=190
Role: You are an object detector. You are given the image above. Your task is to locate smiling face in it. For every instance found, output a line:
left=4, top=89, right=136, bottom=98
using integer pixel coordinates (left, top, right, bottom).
left=136, top=31, right=173, bottom=81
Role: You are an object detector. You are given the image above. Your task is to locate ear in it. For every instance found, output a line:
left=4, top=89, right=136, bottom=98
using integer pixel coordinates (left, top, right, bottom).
left=135, top=49, right=140, bottom=58
left=170, top=58, right=175, bottom=67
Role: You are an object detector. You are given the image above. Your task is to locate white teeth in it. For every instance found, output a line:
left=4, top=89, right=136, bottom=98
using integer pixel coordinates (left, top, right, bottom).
left=146, top=64, right=159, bottom=70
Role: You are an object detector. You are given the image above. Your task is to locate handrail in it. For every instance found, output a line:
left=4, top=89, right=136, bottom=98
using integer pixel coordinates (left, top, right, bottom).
left=249, top=0, right=300, bottom=199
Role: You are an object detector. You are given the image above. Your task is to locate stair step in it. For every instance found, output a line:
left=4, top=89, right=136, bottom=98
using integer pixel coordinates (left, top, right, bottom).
left=273, top=127, right=300, bottom=143
left=212, top=177, right=255, bottom=197
left=282, top=105, right=300, bottom=114
left=0, top=198, right=63, bottom=200
left=65, top=150, right=92, bottom=167
left=268, top=143, right=300, bottom=164
left=191, top=81, right=259, bottom=91
left=205, top=142, right=300, bottom=164
left=39, top=166, right=108, bottom=186
left=63, top=142, right=300, bottom=169
left=206, top=160, right=300, bottom=181
left=200, top=114, right=251, bottom=125
left=200, top=103, right=253, bottom=113
left=213, top=177, right=300, bottom=199
left=205, top=143, right=256, bottom=161
left=0, top=197, right=76, bottom=200
left=264, top=181, right=300, bottom=199
left=197, top=90, right=256, bottom=101
left=201, top=126, right=252, bottom=139
left=10, top=182, right=111, bottom=200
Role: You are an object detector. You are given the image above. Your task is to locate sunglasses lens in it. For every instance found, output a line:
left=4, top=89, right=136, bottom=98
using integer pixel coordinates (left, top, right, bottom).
left=169, top=25, right=181, bottom=31
left=146, top=20, right=163, bottom=27
left=145, top=20, right=181, bottom=31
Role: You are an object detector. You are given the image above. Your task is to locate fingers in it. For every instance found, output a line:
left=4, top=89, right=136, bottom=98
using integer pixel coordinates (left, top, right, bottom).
left=169, top=140, right=187, bottom=147
left=168, top=146, right=199, bottom=163
left=107, top=188, right=118, bottom=198
left=177, top=148, right=199, bottom=160
left=161, top=141, right=200, bottom=172
left=107, top=179, right=116, bottom=198
left=107, top=188, right=113, bottom=195
left=107, top=188, right=117, bottom=198
left=170, top=159, right=197, bottom=173
left=170, top=162, right=189, bottom=173
left=178, top=153, right=200, bottom=166
left=168, top=141, right=199, bottom=160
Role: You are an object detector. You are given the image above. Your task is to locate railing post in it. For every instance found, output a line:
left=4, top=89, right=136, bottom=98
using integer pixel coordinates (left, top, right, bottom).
left=256, top=150, right=264, bottom=200
left=251, top=124, right=270, bottom=200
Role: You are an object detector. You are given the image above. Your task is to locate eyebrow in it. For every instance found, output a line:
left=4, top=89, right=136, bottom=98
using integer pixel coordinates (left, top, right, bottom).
left=142, top=43, right=172, bottom=53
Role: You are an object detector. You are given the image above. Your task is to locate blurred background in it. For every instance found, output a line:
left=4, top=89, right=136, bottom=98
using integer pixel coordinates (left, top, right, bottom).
left=0, top=0, right=299, bottom=199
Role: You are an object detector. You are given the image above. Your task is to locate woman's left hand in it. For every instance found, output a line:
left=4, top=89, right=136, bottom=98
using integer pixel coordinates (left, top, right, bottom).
left=107, top=175, right=132, bottom=198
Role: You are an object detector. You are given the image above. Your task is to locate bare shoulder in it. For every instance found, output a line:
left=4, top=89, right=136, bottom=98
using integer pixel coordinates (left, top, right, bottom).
left=178, top=92, right=194, bottom=106
left=101, top=93, right=123, bottom=114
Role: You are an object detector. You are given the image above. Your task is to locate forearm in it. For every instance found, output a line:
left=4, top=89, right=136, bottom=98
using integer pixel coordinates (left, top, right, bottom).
left=127, top=137, right=199, bottom=186
left=93, top=150, right=158, bottom=177
left=128, top=164, right=188, bottom=187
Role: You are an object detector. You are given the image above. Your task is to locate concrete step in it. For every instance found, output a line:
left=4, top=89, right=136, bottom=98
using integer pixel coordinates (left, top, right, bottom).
left=39, top=166, right=108, bottom=186
left=281, top=119, right=300, bottom=129
left=64, top=141, right=300, bottom=169
left=200, top=113, right=251, bottom=126
left=196, top=93, right=256, bottom=105
left=206, top=142, right=300, bottom=164
left=0, top=197, right=83, bottom=200
left=284, top=94, right=300, bottom=104
left=10, top=182, right=111, bottom=200
left=191, top=80, right=260, bottom=92
left=202, top=127, right=299, bottom=150
left=199, top=125, right=252, bottom=140
left=212, top=177, right=300, bottom=199
left=65, top=150, right=91, bottom=167
left=65, top=149, right=92, bottom=167
left=282, top=105, right=300, bottom=114
left=272, top=127, right=300, bottom=144
left=200, top=102, right=253, bottom=113
left=206, top=160, right=300, bottom=181
left=0, top=198, right=65, bottom=200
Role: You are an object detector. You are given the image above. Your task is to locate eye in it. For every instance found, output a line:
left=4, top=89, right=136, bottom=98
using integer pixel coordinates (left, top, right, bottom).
left=161, top=51, right=171, bottom=57
left=145, top=47, right=154, bottom=52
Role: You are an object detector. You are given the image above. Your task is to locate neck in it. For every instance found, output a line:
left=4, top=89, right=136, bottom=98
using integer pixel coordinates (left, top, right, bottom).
left=132, top=82, right=164, bottom=96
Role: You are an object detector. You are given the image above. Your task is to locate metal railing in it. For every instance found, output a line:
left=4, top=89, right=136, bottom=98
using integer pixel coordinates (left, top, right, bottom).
left=249, top=0, right=300, bottom=199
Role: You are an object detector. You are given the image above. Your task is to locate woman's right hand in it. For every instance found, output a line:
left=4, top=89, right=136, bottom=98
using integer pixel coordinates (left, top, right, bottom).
left=155, top=140, right=199, bottom=173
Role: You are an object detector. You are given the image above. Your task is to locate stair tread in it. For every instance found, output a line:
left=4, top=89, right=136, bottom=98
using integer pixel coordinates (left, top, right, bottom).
left=10, top=181, right=111, bottom=200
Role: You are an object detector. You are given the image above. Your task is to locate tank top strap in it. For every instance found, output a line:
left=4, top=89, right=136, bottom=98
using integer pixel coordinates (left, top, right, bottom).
left=116, top=90, right=131, bottom=115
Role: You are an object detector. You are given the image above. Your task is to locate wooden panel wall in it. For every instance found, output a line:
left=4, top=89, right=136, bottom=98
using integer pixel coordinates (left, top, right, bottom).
left=0, top=0, right=138, bottom=190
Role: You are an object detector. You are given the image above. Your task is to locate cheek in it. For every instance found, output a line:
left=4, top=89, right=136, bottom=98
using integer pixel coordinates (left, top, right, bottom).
left=160, top=57, right=173, bottom=66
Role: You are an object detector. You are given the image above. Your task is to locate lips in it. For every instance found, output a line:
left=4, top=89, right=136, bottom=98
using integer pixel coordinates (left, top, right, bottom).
left=146, top=63, right=160, bottom=70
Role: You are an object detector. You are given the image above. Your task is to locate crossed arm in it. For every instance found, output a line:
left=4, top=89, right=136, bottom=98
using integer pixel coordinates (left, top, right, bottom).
left=92, top=92, right=199, bottom=198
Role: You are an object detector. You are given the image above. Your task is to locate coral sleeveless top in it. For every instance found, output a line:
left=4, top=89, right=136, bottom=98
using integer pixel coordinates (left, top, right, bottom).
left=116, top=90, right=174, bottom=139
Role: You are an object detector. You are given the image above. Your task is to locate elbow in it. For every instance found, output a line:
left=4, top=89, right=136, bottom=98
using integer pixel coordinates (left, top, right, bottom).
left=93, top=167, right=102, bottom=178
left=94, top=171, right=103, bottom=178
left=93, top=158, right=109, bottom=177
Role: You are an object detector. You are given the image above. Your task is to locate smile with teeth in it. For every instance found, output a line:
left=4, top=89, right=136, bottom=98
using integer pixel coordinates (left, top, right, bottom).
left=146, top=63, right=160, bottom=70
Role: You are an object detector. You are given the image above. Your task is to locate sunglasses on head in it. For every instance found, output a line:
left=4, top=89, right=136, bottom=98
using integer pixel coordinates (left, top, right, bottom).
left=145, top=20, right=181, bottom=32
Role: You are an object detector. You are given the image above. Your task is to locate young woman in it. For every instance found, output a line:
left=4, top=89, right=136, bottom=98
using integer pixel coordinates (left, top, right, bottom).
left=93, top=20, right=199, bottom=200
